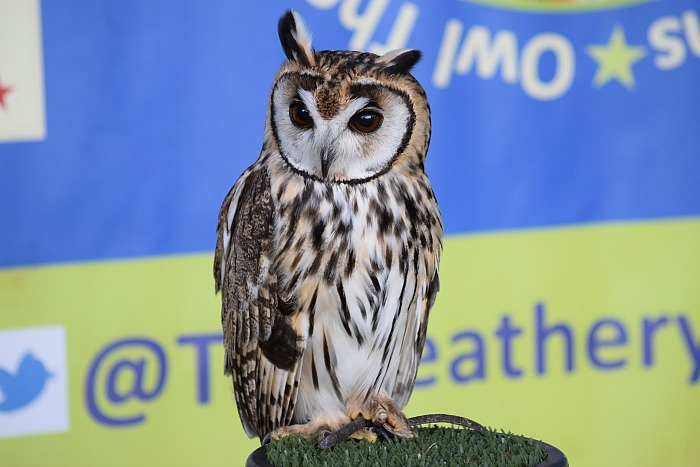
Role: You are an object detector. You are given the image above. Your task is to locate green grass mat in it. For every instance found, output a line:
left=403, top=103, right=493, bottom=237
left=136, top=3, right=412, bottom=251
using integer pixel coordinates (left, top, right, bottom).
left=265, top=426, right=548, bottom=467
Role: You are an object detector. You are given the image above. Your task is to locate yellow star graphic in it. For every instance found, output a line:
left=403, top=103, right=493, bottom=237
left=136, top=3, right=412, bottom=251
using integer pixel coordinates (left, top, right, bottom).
left=586, top=25, right=647, bottom=89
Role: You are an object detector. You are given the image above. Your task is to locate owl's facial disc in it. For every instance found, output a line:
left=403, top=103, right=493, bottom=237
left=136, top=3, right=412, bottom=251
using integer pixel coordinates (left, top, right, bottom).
left=271, top=73, right=414, bottom=183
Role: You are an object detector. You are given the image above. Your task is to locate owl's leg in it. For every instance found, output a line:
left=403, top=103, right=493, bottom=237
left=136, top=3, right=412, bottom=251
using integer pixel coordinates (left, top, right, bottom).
left=271, top=412, right=350, bottom=440
left=347, top=392, right=415, bottom=439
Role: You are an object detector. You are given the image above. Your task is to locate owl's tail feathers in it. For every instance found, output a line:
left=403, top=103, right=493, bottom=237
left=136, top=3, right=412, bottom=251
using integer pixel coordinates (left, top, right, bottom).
left=227, top=345, right=260, bottom=439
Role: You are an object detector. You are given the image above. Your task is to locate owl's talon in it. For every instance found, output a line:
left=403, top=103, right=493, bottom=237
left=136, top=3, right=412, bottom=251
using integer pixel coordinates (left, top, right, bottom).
left=371, top=425, right=395, bottom=443
left=349, top=393, right=416, bottom=440
left=381, top=417, right=415, bottom=439
left=350, top=409, right=372, bottom=421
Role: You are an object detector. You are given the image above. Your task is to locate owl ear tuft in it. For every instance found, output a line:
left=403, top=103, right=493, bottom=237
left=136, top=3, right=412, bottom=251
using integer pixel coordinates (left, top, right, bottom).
left=377, top=48, right=421, bottom=75
left=278, top=10, right=316, bottom=67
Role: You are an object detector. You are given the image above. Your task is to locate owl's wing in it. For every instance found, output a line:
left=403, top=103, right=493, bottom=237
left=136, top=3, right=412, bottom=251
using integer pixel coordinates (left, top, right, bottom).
left=214, top=165, right=304, bottom=440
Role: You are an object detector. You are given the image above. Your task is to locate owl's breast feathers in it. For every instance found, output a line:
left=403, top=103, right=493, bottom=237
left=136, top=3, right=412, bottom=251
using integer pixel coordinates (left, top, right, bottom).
left=215, top=157, right=442, bottom=439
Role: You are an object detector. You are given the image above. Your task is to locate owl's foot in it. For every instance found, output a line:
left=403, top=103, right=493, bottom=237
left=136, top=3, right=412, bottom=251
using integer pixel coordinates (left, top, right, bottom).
left=271, top=413, right=349, bottom=441
left=348, top=393, right=415, bottom=439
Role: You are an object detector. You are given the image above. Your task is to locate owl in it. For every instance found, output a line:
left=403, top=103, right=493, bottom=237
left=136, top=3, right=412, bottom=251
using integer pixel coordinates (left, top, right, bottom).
left=214, top=10, right=442, bottom=443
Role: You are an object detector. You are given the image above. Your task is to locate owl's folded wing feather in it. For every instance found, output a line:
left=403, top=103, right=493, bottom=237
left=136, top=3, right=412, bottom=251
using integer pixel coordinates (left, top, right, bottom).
left=214, top=165, right=304, bottom=440
left=215, top=166, right=276, bottom=345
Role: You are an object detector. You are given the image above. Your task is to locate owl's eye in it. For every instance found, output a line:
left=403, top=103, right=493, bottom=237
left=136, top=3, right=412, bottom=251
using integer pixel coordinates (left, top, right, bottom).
left=350, top=110, right=383, bottom=133
left=289, top=102, right=313, bottom=128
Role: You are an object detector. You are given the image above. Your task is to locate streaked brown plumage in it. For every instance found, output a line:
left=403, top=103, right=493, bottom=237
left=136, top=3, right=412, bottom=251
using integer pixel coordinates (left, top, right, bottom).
left=214, top=9, right=442, bottom=442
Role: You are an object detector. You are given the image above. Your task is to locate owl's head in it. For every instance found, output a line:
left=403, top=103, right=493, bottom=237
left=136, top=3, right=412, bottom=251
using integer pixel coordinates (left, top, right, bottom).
left=267, top=10, right=431, bottom=183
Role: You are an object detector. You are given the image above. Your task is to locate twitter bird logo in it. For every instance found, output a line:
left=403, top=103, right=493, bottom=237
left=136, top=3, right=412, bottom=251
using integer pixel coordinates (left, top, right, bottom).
left=0, top=353, right=53, bottom=412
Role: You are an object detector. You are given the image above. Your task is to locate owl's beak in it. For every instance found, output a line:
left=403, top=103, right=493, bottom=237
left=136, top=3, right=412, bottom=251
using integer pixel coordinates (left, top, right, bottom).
left=321, top=149, right=332, bottom=178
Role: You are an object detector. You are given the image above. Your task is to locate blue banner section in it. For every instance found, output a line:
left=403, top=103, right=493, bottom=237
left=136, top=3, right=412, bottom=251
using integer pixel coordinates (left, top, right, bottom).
left=1, top=0, right=699, bottom=267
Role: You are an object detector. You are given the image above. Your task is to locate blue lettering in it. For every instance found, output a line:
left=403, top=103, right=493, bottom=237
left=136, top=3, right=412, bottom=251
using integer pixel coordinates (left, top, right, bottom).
left=587, top=318, right=627, bottom=369
left=177, top=334, right=223, bottom=404
left=85, top=338, right=167, bottom=427
left=415, top=337, right=438, bottom=387
left=450, top=331, right=485, bottom=383
left=678, top=315, right=700, bottom=383
left=535, top=302, right=574, bottom=374
left=642, top=315, right=669, bottom=366
left=494, top=315, right=524, bottom=378
left=412, top=305, right=697, bottom=392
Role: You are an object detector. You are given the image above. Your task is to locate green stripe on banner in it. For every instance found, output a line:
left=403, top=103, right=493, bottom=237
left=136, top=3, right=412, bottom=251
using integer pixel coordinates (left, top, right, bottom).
left=1, top=217, right=699, bottom=465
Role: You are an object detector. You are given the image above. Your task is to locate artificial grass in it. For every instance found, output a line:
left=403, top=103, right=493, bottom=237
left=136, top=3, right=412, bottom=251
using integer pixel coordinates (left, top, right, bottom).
left=265, top=426, right=548, bottom=467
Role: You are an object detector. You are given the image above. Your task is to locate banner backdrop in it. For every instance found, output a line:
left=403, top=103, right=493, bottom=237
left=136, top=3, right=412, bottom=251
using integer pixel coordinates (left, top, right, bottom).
left=1, top=0, right=699, bottom=465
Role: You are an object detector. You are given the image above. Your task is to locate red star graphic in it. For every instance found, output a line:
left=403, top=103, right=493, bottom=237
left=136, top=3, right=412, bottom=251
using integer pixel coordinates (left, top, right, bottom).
left=0, top=78, right=14, bottom=110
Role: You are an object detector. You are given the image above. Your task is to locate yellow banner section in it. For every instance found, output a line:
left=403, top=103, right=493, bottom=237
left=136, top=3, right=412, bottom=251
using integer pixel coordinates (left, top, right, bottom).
left=408, top=217, right=700, bottom=466
left=1, top=218, right=699, bottom=466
